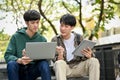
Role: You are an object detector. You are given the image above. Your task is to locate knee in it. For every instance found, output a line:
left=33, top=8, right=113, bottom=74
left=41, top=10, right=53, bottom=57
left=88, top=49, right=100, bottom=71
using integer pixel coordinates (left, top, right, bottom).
left=54, top=60, right=66, bottom=68
left=38, top=60, right=50, bottom=70
left=7, top=61, right=19, bottom=70
left=88, top=58, right=100, bottom=67
left=55, top=60, right=65, bottom=65
left=7, top=61, right=18, bottom=67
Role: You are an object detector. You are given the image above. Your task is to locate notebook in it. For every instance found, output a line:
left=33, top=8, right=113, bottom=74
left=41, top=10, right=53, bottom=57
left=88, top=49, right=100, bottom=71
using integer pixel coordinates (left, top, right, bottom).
left=72, top=40, right=96, bottom=57
left=25, top=42, right=57, bottom=60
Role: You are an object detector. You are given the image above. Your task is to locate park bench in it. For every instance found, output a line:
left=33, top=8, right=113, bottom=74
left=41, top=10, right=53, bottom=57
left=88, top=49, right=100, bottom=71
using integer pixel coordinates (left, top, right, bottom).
left=0, top=59, right=8, bottom=80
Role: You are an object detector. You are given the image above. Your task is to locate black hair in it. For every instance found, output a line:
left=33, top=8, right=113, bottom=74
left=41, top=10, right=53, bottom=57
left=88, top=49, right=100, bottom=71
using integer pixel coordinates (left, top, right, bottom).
left=23, top=10, right=40, bottom=21
left=60, top=14, right=76, bottom=27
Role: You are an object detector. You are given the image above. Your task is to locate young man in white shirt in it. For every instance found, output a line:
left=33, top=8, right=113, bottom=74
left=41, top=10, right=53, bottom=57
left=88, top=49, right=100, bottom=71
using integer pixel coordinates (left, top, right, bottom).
left=51, top=14, right=100, bottom=80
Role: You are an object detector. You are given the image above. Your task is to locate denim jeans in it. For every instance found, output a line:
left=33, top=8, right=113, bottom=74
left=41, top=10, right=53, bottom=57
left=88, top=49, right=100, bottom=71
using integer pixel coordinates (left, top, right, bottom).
left=7, top=60, right=51, bottom=80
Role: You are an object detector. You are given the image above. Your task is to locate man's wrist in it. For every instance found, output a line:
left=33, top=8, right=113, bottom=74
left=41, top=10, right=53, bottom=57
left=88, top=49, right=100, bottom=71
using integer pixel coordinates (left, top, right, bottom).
left=17, top=58, right=22, bottom=64
left=57, top=55, right=64, bottom=60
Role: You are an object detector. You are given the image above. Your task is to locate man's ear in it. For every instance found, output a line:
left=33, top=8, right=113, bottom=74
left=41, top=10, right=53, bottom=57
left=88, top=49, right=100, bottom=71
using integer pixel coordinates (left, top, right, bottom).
left=25, top=21, right=29, bottom=27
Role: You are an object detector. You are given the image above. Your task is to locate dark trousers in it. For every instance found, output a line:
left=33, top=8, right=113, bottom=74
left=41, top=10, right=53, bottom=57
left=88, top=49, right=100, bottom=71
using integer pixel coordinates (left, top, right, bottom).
left=7, top=60, right=51, bottom=80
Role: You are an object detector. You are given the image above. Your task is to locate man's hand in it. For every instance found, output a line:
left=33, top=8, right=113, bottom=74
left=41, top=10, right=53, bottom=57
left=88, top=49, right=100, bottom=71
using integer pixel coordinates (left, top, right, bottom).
left=17, top=49, right=32, bottom=65
left=81, top=47, right=92, bottom=59
left=21, top=56, right=32, bottom=65
left=56, top=46, right=64, bottom=60
left=22, top=49, right=27, bottom=56
left=17, top=58, right=22, bottom=64
left=17, top=57, right=32, bottom=65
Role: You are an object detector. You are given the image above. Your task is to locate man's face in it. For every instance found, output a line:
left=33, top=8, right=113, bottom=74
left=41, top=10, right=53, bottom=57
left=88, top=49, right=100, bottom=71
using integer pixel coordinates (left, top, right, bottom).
left=26, top=20, right=40, bottom=33
left=60, top=23, right=74, bottom=38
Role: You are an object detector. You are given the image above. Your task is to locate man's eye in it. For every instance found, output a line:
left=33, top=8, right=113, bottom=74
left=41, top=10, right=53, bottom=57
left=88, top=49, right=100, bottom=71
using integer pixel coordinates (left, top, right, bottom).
left=31, top=22, right=34, bottom=24
left=65, top=25, right=69, bottom=27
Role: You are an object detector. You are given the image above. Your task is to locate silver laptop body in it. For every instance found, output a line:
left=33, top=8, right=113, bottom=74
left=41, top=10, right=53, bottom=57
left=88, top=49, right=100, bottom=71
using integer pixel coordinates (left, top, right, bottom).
left=26, top=42, right=57, bottom=60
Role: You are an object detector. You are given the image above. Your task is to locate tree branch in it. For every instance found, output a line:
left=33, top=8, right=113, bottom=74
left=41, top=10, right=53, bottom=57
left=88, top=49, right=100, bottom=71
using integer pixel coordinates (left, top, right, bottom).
left=38, top=0, right=58, bottom=35
left=62, top=1, right=72, bottom=13
left=28, top=0, right=34, bottom=10
left=77, top=0, right=85, bottom=33
left=109, top=0, right=120, bottom=4
left=89, top=0, right=104, bottom=40
left=20, top=0, right=26, bottom=11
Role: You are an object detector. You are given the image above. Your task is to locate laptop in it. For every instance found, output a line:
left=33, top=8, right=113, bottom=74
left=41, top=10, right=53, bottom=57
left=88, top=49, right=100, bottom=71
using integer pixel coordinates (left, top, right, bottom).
left=25, top=42, right=57, bottom=60
left=72, top=40, right=96, bottom=57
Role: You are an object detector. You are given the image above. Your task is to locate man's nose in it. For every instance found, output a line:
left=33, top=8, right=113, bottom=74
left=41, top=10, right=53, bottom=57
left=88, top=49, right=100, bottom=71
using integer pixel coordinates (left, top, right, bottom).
left=61, top=26, right=66, bottom=30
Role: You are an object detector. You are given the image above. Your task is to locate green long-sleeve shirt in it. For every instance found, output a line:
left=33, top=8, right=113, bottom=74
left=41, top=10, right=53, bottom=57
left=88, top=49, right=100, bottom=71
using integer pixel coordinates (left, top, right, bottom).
left=4, top=27, right=47, bottom=63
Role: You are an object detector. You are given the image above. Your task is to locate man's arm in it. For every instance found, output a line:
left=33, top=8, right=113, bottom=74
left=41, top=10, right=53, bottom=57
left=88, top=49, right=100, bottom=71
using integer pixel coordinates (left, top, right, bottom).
left=56, top=46, right=64, bottom=60
left=4, top=36, right=18, bottom=63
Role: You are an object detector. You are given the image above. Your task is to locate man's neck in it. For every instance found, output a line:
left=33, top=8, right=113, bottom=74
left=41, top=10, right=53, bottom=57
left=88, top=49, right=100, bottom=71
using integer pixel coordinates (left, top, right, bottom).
left=26, top=30, right=35, bottom=38
left=63, top=34, right=71, bottom=40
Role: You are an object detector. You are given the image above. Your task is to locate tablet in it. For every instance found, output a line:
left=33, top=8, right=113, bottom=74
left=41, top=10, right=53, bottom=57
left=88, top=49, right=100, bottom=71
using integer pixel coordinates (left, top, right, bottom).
left=72, top=40, right=96, bottom=57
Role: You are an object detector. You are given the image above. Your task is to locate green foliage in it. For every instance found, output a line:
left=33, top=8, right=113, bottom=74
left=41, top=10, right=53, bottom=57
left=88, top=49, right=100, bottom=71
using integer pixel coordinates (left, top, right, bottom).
left=95, top=0, right=101, bottom=3
left=104, top=4, right=114, bottom=20
left=0, top=40, right=9, bottom=60
left=0, top=29, right=10, bottom=41
left=0, top=29, right=10, bottom=58
left=0, top=0, right=119, bottom=40
left=94, top=32, right=99, bottom=39
left=0, top=40, right=9, bottom=53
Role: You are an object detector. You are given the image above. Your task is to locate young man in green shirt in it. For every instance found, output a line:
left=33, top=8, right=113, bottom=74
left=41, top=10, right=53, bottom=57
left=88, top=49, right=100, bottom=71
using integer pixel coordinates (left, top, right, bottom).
left=4, top=10, right=51, bottom=80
